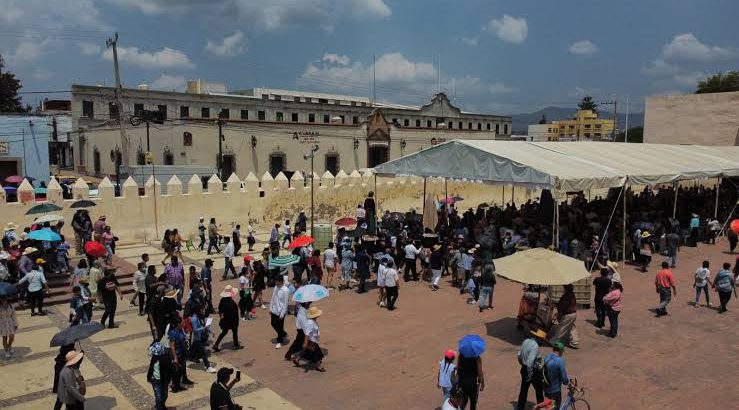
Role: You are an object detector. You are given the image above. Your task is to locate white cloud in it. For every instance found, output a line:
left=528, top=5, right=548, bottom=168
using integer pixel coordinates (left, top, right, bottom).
left=322, top=53, right=351, bottom=66
left=3, top=0, right=109, bottom=30
left=452, top=75, right=515, bottom=97
left=374, top=53, right=436, bottom=82
left=102, top=46, right=194, bottom=69
left=485, top=15, right=528, bottom=44
left=661, top=33, right=734, bottom=62
left=347, top=0, right=391, bottom=18
left=150, top=74, right=187, bottom=91
left=205, top=31, right=247, bottom=57
left=9, top=41, right=46, bottom=63
left=79, top=42, right=102, bottom=56
left=461, top=37, right=478, bottom=46
left=31, top=69, right=51, bottom=81
left=569, top=40, right=598, bottom=55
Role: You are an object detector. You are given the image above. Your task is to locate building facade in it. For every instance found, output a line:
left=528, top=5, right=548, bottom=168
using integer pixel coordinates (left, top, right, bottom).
left=645, top=91, right=739, bottom=146
left=0, top=116, right=54, bottom=185
left=545, top=109, right=615, bottom=141
left=71, top=85, right=511, bottom=179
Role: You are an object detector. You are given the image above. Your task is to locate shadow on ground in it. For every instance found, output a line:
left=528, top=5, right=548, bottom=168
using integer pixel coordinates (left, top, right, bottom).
left=485, top=316, right=526, bottom=346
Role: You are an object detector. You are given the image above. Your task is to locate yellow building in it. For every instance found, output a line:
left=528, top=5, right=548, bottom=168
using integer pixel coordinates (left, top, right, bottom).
left=546, top=109, right=615, bottom=141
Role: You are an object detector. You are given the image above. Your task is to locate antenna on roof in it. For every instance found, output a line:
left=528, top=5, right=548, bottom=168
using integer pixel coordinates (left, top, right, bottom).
left=372, top=54, right=376, bottom=107
left=437, top=53, right=441, bottom=94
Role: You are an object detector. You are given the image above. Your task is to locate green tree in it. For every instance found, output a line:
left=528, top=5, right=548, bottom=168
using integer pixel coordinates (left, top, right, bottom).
left=696, top=71, right=739, bottom=94
left=615, top=126, right=643, bottom=143
left=577, top=95, right=598, bottom=113
left=0, top=54, right=25, bottom=112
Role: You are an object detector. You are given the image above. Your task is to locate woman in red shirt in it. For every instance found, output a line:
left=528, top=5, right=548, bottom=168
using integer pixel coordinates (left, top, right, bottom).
left=308, top=250, right=323, bottom=285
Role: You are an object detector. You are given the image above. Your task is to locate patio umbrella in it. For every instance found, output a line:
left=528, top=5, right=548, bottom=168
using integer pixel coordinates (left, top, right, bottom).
left=0, top=282, right=18, bottom=297
left=458, top=334, right=486, bottom=358
left=334, top=217, right=357, bottom=226
left=84, top=241, right=107, bottom=258
left=34, top=187, right=47, bottom=195
left=25, top=203, right=63, bottom=215
left=3, top=186, right=17, bottom=195
left=34, top=214, right=64, bottom=224
left=28, top=229, right=61, bottom=242
left=71, top=199, right=97, bottom=208
left=269, top=254, right=300, bottom=268
left=4, top=175, right=23, bottom=184
left=292, top=284, right=329, bottom=302
left=439, top=196, right=456, bottom=205
left=493, top=248, right=590, bottom=286
left=453, top=195, right=464, bottom=201
left=287, top=235, right=314, bottom=249
left=50, top=322, right=105, bottom=347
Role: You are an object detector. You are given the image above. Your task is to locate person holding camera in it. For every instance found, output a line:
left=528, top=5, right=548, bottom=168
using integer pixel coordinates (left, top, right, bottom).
left=210, top=367, right=242, bottom=410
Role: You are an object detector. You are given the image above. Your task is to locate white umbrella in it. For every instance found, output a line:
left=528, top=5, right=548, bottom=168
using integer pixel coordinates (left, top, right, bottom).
left=291, top=284, right=329, bottom=303
left=34, top=214, right=64, bottom=224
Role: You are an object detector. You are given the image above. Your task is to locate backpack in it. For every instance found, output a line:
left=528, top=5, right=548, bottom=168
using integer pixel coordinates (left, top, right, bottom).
left=540, top=357, right=552, bottom=388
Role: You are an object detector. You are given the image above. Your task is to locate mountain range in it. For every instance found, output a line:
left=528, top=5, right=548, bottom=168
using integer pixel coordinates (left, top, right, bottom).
left=510, top=106, right=645, bottom=135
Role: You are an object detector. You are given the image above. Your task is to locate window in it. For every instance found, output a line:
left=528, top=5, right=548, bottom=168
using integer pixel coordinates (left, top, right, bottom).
left=339, top=115, right=345, bottom=123
left=351, top=101, right=357, bottom=106
left=584, top=133, right=591, bottom=138
left=323, top=114, right=329, bottom=123
left=276, top=112, right=284, bottom=122
left=416, top=119, right=421, bottom=127
left=486, top=123, right=491, bottom=131
left=496, top=124, right=500, bottom=133
left=352, top=115, right=359, bottom=124
left=108, top=102, right=119, bottom=120
left=258, top=110, right=265, bottom=121
left=309, top=113, right=315, bottom=123
left=82, top=100, right=94, bottom=118
left=183, top=132, right=193, bottom=146
left=594, top=133, right=601, bottom=137
left=392, top=118, right=398, bottom=124
left=180, top=106, right=189, bottom=118
left=569, top=125, right=575, bottom=129
left=163, top=148, right=174, bottom=165
left=157, top=105, right=167, bottom=120
left=240, top=109, right=248, bottom=120
left=219, top=108, right=229, bottom=119
left=584, top=124, right=591, bottom=129
left=294, top=97, right=301, bottom=102
left=334, top=100, right=341, bottom=105
left=361, top=102, right=367, bottom=107
left=468, top=122, right=472, bottom=130
left=427, top=120, right=433, bottom=128
left=93, top=147, right=100, bottom=174
left=477, top=123, right=482, bottom=130
left=291, top=113, right=299, bottom=122
left=261, top=94, right=269, bottom=99
left=274, top=95, right=281, bottom=101
left=136, top=148, right=145, bottom=165
left=595, top=124, right=602, bottom=129
left=459, top=122, right=463, bottom=129
left=318, top=98, right=328, bottom=104
left=448, top=121, right=453, bottom=129
left=269, top=153, right=285, bottom=178
left=201, top=107, right=210, bottom=118
left=504, top=124, right=509, bottom=134
left=325, top=153, right=339, bottom=175
left=403, top=119, right=409, bottom=127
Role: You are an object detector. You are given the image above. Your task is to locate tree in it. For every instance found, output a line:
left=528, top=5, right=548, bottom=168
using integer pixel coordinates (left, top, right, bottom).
left=0, top=54, right=25, bottom=112
left=696, top=71, right=739, bottom=94
left=577, top=95, right=598, bottom=113
left=614, top=126, right=643, bottom=143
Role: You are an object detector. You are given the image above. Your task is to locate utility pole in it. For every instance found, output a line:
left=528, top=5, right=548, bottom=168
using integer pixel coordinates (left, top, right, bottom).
left=217, top=115, right=225, bottom=181
left=599, top=99, right=618, bottom=140
left=372, top=54, right=376, bottom=107
left=106, top=32, right=129, bottom=190
left=304, top=145, right=319, bottom=235
left=624, top=96, right=630, bottom=143
left=51, top=116, right=58, bottom=166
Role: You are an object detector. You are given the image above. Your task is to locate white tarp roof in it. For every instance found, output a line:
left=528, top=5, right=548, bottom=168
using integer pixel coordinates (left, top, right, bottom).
left=373, top=140, right=739, bottom=193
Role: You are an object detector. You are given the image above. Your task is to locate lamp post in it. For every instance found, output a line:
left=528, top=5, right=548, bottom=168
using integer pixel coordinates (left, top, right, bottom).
left=304, top=144, right=319, bottom=235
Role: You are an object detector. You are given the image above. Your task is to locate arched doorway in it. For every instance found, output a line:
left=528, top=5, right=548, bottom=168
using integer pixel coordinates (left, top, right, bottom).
left=367, top=146, right=389, bottom=168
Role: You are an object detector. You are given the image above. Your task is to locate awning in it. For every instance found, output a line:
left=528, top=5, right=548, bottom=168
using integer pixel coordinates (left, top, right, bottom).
left=373, top=140, right=739, bottom=193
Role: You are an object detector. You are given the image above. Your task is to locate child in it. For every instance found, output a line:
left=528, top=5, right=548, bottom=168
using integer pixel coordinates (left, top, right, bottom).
left=70, top=286, right=89, bottom=325
left=238, top=267, right=254, bottom=320
left=437, top=350, right=457, bottom=401
left=308, top=249, right=323, bottom=285
left=323, top=242, right=337, bottom=289
left=55, top=240, right=71, bottom=274
left=1, top=296, right=18, bottom=358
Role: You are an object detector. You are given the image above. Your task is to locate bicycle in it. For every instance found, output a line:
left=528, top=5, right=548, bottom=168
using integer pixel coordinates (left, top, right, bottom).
left=559, top=377, right=591, bottom=410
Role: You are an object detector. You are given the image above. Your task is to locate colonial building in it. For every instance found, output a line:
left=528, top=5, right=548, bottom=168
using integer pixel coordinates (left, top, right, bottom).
left=545, top=109, right=615, bottom=141
left=71, top=84, right=511, bottom=179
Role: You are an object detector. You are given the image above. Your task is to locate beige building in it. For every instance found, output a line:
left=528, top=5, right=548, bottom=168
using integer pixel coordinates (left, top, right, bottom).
left=545, top=109, right=615, bottom=141
left=644, top=91, right=739, bottom=146
left=71, top=85, right=511, bottom=179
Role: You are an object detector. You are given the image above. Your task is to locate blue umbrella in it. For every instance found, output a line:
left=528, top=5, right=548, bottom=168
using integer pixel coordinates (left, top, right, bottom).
left=34, top=187, right=47, bottom=195
left=458, top=334, right=486, bottom=358
left=292, top=284, right=329, bottom=302
left=28, top=228, right=61, bottom=242
left=0, top=282, right=18, bottom=297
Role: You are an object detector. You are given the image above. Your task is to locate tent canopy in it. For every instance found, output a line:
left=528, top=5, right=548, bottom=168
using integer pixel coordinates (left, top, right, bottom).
left=373, top=140, right=739, bottom=193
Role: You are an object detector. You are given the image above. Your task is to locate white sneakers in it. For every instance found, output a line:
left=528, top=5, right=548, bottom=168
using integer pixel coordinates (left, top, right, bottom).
left=206, top=366, right=217, bottom=373
left=275, top=343, right=282, bottom=349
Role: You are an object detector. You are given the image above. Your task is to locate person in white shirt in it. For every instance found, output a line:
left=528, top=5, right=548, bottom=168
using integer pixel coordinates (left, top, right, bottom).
left=293, top=306, right=325, bottom=372
left=282, top=220, right=292, bottom=249
left=384, top=260, right=400, bottom=311
left=441, top=387, right=463, bottom=410
left=17, top=258, right=49, bottom=316
left=247, top=224, right=256, bottom=251
left=693, top=260, right=712, bottom=307
left=377, top=257, right=387, bottom=307
left=323, top=242, right=337, bottom=289
left=269, top=276, right=289, bottom=348
left=284, top=302, right=310, bottom=360
left=403, top=241, right=421, bottom=281
left=222, top=237, right=236, bottom=280
left=707, top=218, right=720, bottom=244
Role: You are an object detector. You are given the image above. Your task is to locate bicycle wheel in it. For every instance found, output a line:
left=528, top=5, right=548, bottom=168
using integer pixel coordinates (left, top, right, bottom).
left=570, top=398, right=591, bottom=410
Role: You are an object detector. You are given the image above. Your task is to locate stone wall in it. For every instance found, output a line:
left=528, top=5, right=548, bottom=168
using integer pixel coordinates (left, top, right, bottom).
left=0, top=170, right=536, bottom=243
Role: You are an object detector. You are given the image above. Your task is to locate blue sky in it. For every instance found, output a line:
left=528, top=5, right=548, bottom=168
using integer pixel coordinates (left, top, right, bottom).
left=2, top=0, right=738, bottom=114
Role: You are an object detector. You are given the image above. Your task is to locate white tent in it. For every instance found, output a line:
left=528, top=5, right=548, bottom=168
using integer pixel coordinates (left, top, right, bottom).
left=373, top=140, right=739, bottom=193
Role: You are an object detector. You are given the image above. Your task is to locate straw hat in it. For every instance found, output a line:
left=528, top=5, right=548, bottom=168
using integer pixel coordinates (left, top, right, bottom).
left=530, top=329, right=548, bottom=339
left=220, top=285, right=236, bottom=298
left=164, top=288, right=179, bottom=299
left=433, top=244, right=442, bottom=251
left=307, top=306, right=322, bottom=319
left=23, top=247, right=38, bottom=256
left=64, top=350, right=84, bottom=367
left=467, top=248, right=476, bottom=254
left=5, top=222, right=17, bottom=231
left=641, top=231, right=651, bottom=239
left=606, top=260, right=620, bottom=272
left=35, top=258, right=46, bottom=265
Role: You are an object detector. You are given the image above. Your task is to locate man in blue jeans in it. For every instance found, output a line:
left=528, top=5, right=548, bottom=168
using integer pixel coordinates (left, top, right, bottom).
left=478, top=264, right=496, bottom=312
left=543, top=341, right=570, bottom=407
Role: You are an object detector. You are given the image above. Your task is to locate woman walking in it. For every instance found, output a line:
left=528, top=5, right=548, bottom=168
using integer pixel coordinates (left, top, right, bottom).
left=602, top=282, right=623, bottom=338
left=430, top=244, right=444, bottom=291
left=252, top=259, right=267, bottom=310
left=213, top=286, right=243, bottom=351
left=168, top=316, right=193, bottom=392
left=714, top=262, right=737, bottom=313
left=147, top=341, right=173, bottom=409
left=293, top=306, right=326, bottom=372
left=17, top=258, right=49, bottom=316
left=1, top=296, right=18, bottom=358
left=457, top=352, right=485, bottom=410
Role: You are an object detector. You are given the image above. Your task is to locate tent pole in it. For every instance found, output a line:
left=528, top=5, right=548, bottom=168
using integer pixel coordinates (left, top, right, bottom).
left=672, top=182, right=678, bottom=219
left=714, top=177, right=721, bottom=219
left=512, top=185, right=515, bottom=204
left=444, top=177, right=449, bottom=226
left=622, top=184, right=627, bottom=268
left=422, top=177, right=427, bottom=216
left=552, top=197, right=558, bottom=249
left=502, top=185, right=506, bottom=205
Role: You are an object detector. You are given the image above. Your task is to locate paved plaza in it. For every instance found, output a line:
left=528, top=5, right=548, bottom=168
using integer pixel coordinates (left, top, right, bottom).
left=1, top=236, right=737, bottom=409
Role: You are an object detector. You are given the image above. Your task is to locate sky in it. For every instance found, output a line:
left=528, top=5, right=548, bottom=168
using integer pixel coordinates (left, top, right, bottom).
left=1, top=0, right=738, bottom=115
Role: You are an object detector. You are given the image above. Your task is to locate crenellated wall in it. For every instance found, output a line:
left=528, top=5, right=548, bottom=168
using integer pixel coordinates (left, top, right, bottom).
left=0, top=170, right=537, bottom=243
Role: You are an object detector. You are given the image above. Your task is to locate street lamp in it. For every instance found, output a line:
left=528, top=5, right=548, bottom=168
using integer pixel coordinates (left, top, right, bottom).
left=304, top=144, right=319, bottom=235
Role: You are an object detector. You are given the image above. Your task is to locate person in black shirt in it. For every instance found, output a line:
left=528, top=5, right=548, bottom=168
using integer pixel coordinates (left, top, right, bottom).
left=364, top=192, right=376, bottom=234
left=213, top=287, right=243, bottom=351
left=210, top=367, right=242, bottom=410
left=98, top=269, right=122, bottom=328
left=457, top=353, right=485, bottom=410
left=355, top=247, right=370, bottom=294
left=592, top=268, right=612, bottom=328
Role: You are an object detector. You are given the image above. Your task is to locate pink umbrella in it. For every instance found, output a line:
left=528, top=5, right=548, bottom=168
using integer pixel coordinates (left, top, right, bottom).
left=439, top=196, right=455, bottom=205
left=4, top=175, right=23, bottom=184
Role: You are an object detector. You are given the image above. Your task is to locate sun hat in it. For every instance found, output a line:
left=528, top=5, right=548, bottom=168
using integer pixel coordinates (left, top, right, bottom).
left=35, top=258, right=46, bottom=265
left=23, top=247, right=38, bottom=255
left=444, top=349, right=456, bottom=360
left=164, top=288, right=179, bottom=299
left=641, top=231, right=651, bottom=239
left=307, top=306, right=322, bottom=319
left=5, top=222, right=17, bottom=231
left=467, top=248, right=476, bottom=254
left=530, top=329, right=548, bottom=339
left=64, top=350, right=84, bottom=367
left=606, top=260, right=619, bottom=271
left=220, top=285, right=236, bottom=298
left=552, top=341, right=566, bottom=352
left=79, top=276, right=89, bottom=284
left=433, top=244, right=442, bottom=251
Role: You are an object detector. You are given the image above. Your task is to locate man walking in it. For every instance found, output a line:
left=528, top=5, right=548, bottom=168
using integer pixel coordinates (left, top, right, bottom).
left=478, top=264, right=496, bottom=312
left=223, top=237, right=236, bottom=280
left=198, top=217, right=206, bottom=251
left=655, top=261, right=677, bottom=316
left=232, top=224, right=242, bottom=256
left=403, top=240, right=420, bottom=281
left=592, top=268, right=612, bottom=327
left=164, top=256, right=185, bottom=304
left=384, top=260, right=400, bottom=310
left=269, top=276, right=289, bottom=348
left=207, top=218, right=220, bottom=255
left=516, top=336, right=544, bottom=410
left=693, top=260, right=712, bottom=308
left=543, top=342, right=570, bottom=407
left=666, top=230, right=680, bottom=268
left=548, top=284, right=579, bottom=348
left=714, top=262, right=737, bottom=313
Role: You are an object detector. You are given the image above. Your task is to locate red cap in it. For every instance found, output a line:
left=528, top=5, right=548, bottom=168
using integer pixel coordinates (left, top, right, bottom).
left=243, top=255, right=253, bottom=262
left=444, top=349, right=456, bottom=360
